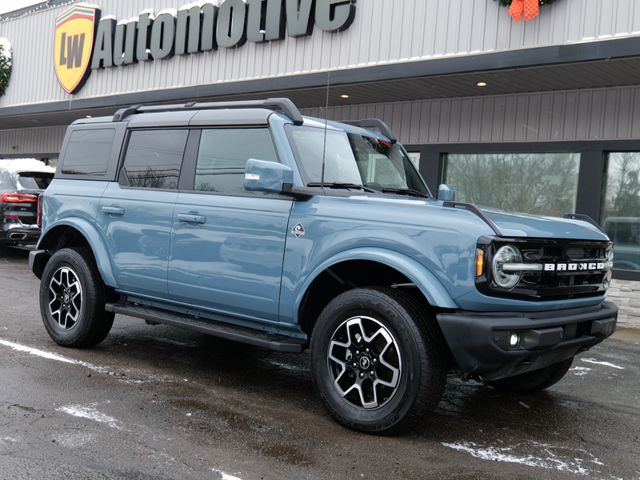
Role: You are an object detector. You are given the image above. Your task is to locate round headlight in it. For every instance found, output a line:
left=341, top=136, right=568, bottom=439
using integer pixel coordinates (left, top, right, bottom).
left=492, top=245, right=523, bottom=290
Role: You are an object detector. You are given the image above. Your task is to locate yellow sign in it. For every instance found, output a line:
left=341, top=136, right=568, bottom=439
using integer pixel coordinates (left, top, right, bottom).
left=54, top=4, right=99, bottom=94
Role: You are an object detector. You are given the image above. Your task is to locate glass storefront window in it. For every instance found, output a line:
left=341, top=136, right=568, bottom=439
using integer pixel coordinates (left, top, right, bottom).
left=444, top=153, right=580, bottom=216
left=602, top=153, right=640, bottom=272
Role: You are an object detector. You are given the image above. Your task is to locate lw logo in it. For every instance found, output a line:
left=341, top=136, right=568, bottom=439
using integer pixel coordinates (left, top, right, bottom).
left=54, top=4, right=99, bottom=94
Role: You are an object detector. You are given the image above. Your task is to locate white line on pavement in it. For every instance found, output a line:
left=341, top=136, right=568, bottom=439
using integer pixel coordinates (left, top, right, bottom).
left=0, top=338, right=109, bottom=374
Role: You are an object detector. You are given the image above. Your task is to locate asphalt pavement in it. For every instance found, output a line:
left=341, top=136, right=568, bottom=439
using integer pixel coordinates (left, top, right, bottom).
left=0, top=246, right=638, bottom=480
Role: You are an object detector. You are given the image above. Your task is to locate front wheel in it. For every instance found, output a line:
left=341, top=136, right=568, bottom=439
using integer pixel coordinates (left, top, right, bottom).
left=310, top=288, right=447, bottom=435
left=487, top=358, right=574, bottom=393
left=39, top=248, right=114, bottom=348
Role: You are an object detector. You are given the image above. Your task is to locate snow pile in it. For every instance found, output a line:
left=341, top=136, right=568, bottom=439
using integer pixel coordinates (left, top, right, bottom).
left=0, top=158, right=55, bottom=174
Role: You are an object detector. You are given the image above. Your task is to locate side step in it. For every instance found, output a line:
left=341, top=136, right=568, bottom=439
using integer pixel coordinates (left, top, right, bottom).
left=105, top=303, right=306, bottom=353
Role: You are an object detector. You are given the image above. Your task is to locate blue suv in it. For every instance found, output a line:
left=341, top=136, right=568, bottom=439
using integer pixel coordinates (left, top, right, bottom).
left=31, top=99, right=618, bottom=434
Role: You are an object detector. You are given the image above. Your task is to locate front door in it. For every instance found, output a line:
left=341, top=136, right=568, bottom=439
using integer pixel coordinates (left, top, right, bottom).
left=168, top=128, right=292, bottom=323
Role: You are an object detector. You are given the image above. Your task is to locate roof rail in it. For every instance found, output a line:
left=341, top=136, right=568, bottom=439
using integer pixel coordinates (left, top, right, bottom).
left=112, top=98, right=304, bottom=125
left=343, top=119, right=396, bottom=143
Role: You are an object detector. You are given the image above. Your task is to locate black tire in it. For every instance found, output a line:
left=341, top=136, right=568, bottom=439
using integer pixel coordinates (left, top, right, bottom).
left=310, top=287, right=447, bottom=435
left=39, top=247, right=114, bottom=348
left=488, top=358, right=574, bottom=393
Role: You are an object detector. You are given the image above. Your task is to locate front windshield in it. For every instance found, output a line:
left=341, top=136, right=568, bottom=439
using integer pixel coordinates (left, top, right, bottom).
left=287, top=125, right=429, bottom=194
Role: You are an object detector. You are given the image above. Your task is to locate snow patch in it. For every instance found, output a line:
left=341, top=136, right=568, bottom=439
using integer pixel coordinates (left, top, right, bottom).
left=57, top=404, right=122, bottom=430
left=0, top=37, right=11, bottom=60
left=157, top=8, right=178, bottom=17
left=441, top=441, right=604, bottom=477
left=0, top=158, right=55, bottom=174
left=211, top=468, right=242, bottom=480
left=571, top=366, right=592, bottom=377
left=0, top=338, right=109, bottom=374
left=580, top=358, right=625, bottom=370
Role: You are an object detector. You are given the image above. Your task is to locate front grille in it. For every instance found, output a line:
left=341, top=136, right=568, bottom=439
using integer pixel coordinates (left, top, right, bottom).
left=477, top=238, right=612, bottom=301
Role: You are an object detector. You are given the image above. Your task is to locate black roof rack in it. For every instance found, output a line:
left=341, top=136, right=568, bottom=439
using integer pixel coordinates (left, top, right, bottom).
left=112, top=98, right=304, bottom=125
left=343, top=119, right=397, bottom=143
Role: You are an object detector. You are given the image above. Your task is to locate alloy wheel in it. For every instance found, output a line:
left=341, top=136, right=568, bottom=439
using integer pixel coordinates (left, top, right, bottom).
left=48, top=266, right=82, bottom=330
left=327, top=316, right=402, bottom=409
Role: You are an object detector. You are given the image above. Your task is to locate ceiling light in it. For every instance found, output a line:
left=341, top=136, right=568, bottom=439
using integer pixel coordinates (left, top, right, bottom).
left=476, top=81, right=488, bottom=87
left=340, top=94, right=350, bottom=99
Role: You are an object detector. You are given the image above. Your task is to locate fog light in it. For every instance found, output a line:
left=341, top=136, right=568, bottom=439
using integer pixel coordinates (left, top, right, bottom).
left=509, top=333, right=520, bottom=348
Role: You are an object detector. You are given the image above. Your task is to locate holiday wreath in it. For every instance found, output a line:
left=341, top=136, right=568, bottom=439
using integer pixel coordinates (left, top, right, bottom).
left=0, top=39, right=12, bottom=97
left=495, top=0, right=558, bottom=22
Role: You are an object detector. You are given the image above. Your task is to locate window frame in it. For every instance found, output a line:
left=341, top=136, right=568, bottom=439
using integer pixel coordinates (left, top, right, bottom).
left=409, top=140, right=640, bottom=281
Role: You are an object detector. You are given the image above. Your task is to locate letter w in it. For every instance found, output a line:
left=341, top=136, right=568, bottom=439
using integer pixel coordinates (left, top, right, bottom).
left=66, top=34, right=85, bottom=69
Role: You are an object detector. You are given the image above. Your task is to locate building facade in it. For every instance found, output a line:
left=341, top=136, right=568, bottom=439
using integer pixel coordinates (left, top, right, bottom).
left=0, top=0, right=638, bottom=322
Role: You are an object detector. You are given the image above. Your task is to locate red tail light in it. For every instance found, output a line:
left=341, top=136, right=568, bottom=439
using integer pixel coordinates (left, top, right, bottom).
left=0, top=192, right=38, bottom=203
left=37, top=194, right=42, bottom=227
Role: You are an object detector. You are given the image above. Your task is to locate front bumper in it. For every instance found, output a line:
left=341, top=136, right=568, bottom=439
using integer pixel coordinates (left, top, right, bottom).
left=437, top=301, right=618, bottom=381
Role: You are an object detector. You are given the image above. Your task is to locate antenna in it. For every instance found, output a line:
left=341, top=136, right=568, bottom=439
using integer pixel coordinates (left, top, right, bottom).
left=320, top=71, right=331, bottom=193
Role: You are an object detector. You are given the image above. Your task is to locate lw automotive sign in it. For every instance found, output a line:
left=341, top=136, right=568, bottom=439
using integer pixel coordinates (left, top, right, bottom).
left=54, top=4, right=99, bottom=94
left=54, top=0, right=356, bottom=94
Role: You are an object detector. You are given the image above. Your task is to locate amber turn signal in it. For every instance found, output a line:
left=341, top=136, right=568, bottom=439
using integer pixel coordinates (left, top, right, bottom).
left=475, top=248, right=485, bottom=277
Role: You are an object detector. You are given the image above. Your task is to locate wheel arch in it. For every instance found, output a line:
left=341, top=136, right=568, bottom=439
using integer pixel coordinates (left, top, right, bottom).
left=295, top=248, right=457, bottom=336
left=38, top=220, right=117, bottom=288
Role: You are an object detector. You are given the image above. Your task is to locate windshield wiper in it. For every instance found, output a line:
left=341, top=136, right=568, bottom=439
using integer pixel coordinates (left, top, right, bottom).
left=379, top=187, right=430, bottom=199
left=307, top=182, right=378, bottom=193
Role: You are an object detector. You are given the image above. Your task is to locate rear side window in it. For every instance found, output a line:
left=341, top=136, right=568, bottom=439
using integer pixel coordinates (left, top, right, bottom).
left=62, top=129, right=115, bottom=176
left=195, top=128, right=278, bottom=194
left=120, top=130, right=189, bottom=190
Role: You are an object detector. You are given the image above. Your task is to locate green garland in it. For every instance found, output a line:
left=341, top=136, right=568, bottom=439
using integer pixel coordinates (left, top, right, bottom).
left=0, top=43, right=11, bottom=97
left=495, top=0, right=557, bottom=6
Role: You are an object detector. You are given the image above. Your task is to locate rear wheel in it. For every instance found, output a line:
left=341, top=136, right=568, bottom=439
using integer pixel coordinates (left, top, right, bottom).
left=39, top=248, right=114, bottom=348
left=310, top=287, right=447, bottom=435
left=488, top=358, right=574, bottom=393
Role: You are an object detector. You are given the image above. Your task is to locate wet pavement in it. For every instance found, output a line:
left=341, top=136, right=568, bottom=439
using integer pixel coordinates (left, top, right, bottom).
left=0, top=245, right=639, bottom=480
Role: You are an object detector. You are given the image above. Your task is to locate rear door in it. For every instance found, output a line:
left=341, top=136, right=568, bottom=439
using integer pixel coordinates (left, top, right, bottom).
left=168, top=127, right=293, bottom=323
left=97, top=128, right=188, bottom=297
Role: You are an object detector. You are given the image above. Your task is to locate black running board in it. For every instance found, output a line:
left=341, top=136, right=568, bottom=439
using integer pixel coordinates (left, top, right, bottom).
left=105, top=303, right=306, bottom=353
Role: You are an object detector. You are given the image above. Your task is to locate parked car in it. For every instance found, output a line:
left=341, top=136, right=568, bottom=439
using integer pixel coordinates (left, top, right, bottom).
left=0, top=159, right=55, bottom=246
left=30, top=99, right=617, bottom=434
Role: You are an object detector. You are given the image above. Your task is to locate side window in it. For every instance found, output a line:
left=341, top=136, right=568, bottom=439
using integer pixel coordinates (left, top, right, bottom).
left=195, top=128, right=278, bottom=194
left=120, top=130, right=188, bottom=190
left=62, top=129, right=115, bottom=176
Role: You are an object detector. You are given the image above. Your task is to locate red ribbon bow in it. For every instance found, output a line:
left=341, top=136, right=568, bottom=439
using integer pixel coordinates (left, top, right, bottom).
left=509, top=0, right=540, bottom=21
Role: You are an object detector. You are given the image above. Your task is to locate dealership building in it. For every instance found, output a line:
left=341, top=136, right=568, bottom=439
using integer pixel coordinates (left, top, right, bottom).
left=0, top=0, right=638, bottom=322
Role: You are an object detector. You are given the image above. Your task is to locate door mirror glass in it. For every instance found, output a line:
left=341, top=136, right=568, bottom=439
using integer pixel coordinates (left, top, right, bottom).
left=438, top=183, right=455, bottom=201
left=244, top=159, right=294, bottom=194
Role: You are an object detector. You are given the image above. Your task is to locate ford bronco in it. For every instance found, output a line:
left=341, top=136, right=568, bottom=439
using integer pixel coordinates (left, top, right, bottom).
left=30, top=98, right=618, bottom=434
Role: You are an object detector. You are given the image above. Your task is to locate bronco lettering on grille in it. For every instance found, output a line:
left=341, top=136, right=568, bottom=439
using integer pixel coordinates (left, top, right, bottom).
left=544, top=263, right=605, bottom=272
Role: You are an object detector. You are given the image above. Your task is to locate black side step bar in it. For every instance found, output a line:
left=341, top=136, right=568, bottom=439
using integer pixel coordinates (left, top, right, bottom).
left=106, top=303, right=306, bottom=353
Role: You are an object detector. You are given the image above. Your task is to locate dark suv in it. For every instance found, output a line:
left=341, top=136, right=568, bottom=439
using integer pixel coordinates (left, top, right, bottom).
left=0, top=159, right=54, bottom=245
left=30, top=99, right=617, bottom=434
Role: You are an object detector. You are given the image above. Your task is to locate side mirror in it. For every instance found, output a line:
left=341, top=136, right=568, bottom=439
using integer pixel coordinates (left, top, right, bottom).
left=244, top=159, right=294, bottom=194
left=437, top=184, right=455, bottom=202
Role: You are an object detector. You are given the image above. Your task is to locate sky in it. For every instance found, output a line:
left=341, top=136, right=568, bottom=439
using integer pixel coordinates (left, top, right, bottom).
left=0, top=0, right=43, bottom=15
